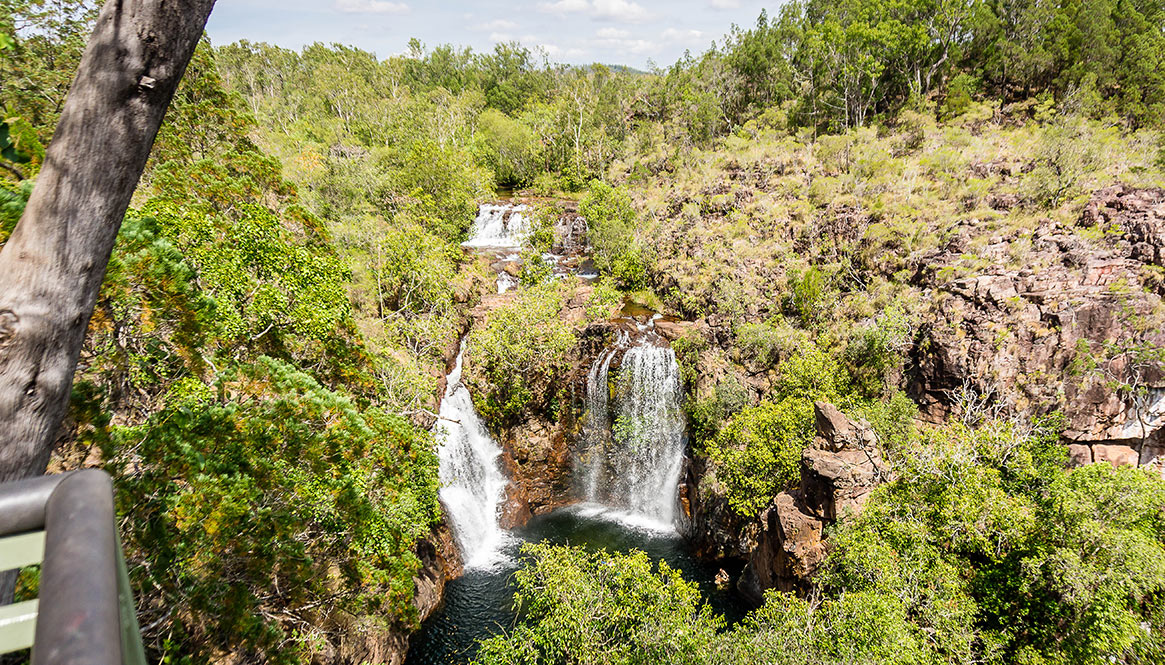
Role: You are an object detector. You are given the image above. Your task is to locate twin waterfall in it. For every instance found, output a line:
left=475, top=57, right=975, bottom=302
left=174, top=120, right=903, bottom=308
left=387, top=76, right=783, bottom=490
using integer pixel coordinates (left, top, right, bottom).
left=437, top=203, right=686, bottom=569
left=581, top=339, right=686, bottom=526
left=461, top=204, right=530, bottom=249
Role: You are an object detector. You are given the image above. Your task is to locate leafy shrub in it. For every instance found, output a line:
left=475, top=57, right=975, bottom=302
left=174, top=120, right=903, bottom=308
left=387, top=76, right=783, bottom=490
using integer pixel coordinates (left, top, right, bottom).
left=685, top=379, right=748, bottom=448
left=579, top=180, right=648, bottom=290
left=473, top=544, right=724, bottom=665
left=108, top=358, right=441, bottom=664
left=940, top=74, right=977, bottom=121
left=821, top=417, right=1165, bottom=665
left=775, top=340, right=847, bottom=398
left=1023, top=120, right=1104, bottom=207
left=844, top=305, right=915, bottom=396
left=705, top=397, right=816, bottom=517
left=736, top=318, right=809, bottom=372
left=784, top=267, right=834, bottom=325
left=466, top=283, right=577, bottom=428
left=715, top=590, right=925, bottom=665
left=0, top=178, right=32, bottom=246
left=472, top=108, right=541, bottom=188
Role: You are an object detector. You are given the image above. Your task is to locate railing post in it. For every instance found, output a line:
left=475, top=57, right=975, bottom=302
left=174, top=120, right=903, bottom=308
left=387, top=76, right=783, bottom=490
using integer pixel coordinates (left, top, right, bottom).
left=32, top=470, right=122, bottom=665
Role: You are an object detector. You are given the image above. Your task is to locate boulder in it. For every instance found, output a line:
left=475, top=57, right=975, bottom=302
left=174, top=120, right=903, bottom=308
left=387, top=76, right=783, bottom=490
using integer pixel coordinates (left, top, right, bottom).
left=743, top=402, right=887, bottom=600
left=1092, top=443, right=1140, bottom=468
left=740, top=493, right=825, bottom=602
left=801, top=402, right=888, bottom=521
left=1067, top=444, right=1094, bottom=467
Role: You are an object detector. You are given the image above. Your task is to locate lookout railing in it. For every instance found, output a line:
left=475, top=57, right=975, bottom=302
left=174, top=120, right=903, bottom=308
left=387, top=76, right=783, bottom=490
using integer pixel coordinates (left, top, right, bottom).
left=0, top=470, right=147, bottom=665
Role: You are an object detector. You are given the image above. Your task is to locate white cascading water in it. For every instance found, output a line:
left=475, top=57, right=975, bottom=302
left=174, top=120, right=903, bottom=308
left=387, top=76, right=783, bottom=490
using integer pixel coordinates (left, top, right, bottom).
left=582, top=340, right=685, bottom=526
left=580, top=335, right=623, bottom=500
left=436, top=345, right=510, bottom=568
left=462, top=204, right=530, bottom=249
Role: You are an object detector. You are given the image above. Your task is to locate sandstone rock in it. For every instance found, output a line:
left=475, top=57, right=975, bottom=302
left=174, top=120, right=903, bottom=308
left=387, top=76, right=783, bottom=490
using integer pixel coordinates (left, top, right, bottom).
left=909, top=201, right=1165, bottom=448
left=413, top=521, right=462, bottom=622
left=742, top=402, right=887, bottom=601
left=1067, top=444, right=1093, bottom=467
left=654, top=318, right=699, bottom=342
left=1081, top=185, right=1165, bottom=267
left=802, top=402, right=887, bottom=521
left=1140, top=444, right=1165, bottom=479
left=680, top=458, right=761, bottom=560
left=1092, top=443, right=1140, bottom=468
left=742, top=493, right=825, bottom=602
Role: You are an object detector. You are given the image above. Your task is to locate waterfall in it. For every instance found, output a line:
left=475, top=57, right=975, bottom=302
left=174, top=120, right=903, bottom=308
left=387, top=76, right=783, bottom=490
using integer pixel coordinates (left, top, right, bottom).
left=462, top=204, right=530, bottom=249
left=436, top=345, right=510, bottom=568
left=580, top=333, right=625, bottom=500
left=582, top=339, right=685, bottom=526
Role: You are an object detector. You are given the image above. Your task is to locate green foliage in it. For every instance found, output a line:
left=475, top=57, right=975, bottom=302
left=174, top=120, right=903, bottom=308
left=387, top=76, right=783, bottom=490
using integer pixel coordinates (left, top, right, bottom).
left=0, top=119, right=30, bottom=165
left=706, top=397, right=817, bottom=517
left=736, top=318, right=809, bottom=372
left=0, top=178, right=31, bottom=245
left=784, top=267, right=834, bottom=325
left=480, top=418, right=1165, bottom=665
left=579, top=180, right=648, bottom=290
left=820, top=416, right=1165, bottom=664
left=466, top=284, right=577, bottom=428
left=473, top=544, right=724, bottom=665
left=715, top=590, right=925, bottom=665
left=525, top=205, right=558, bottom=253
left=685, top=380, right=748, bottom=448
left=473, top=108, right=542, bottom=188
left=941, top=74, right=978, bottom=121
left=107, top=358, right=441, bottom=664
left=1023, top=119, right=1106, bottom=206
left=845, top=305, right=915, bottom=396
left=0, top=0, right=96, bottom=138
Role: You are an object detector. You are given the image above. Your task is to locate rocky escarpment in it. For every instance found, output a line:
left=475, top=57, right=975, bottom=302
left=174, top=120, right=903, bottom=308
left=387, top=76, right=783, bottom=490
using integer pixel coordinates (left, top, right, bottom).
left=738, top=402, right=888, bottom=602
left=910, top=185, right=1165, bottom=476
left=327, top=521, right=461, bottom=665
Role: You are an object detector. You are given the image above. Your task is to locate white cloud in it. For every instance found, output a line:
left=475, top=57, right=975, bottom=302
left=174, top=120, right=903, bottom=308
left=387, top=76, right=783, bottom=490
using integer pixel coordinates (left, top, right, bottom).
left=710, top=0, right=741, bottom=8
left=335, top=0, right=409, bottom=14
left=538, top=0, right=590, bottom=13
left=489, top=32, right=515, bottom=41
left=476, top=19, right=519, bottom=31
left=538, top=0, right=652, bottom=23
left=596, top=27, right=631, bottom=39
left=661, top=27, right=706, bottom=45
left=593, top=0, right=651, bottom=21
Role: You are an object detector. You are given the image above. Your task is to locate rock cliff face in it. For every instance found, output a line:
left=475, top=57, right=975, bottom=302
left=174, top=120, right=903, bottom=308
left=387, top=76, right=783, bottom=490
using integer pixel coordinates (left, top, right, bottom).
left=909, top=186, right=1165, bottom=476
left=329, top=521, right=462, bottom=665
left=739, top=402, right=887, bottom=603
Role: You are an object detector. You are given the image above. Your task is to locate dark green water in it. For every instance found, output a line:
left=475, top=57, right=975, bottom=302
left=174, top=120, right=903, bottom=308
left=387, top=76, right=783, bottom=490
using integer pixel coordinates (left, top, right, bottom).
left=405, top=506, right=747, bottom=665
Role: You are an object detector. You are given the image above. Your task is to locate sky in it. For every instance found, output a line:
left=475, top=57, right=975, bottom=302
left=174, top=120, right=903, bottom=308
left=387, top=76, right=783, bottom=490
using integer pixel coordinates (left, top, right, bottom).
left=205, top=1, right=776, bottom=69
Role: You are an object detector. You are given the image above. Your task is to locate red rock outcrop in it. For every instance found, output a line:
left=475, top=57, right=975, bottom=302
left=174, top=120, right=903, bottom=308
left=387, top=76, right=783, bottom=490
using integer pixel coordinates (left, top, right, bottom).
left=740, top=402, right=888, bottom=602
left=909, top=189, right=1165, bottom=471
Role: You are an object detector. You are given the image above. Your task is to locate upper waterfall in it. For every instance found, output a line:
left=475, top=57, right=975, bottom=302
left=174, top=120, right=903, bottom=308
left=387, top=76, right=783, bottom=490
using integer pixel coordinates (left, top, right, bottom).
left=436, top=345, right=511, bottom=568
left=462, top=203, right=531, bottom=249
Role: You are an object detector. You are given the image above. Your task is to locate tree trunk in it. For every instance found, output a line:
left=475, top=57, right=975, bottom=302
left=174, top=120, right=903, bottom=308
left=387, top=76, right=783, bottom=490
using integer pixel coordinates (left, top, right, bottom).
left=0, top=0, right=217, bottom=483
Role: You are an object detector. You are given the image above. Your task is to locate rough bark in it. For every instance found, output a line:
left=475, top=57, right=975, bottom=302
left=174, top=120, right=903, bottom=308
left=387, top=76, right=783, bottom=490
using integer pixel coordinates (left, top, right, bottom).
left=0, top=0, right=217, bottom=482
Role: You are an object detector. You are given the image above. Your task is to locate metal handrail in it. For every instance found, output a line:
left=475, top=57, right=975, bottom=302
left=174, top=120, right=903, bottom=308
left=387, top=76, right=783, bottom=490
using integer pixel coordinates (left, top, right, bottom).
left=0, top=470, right=147, bottom=665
